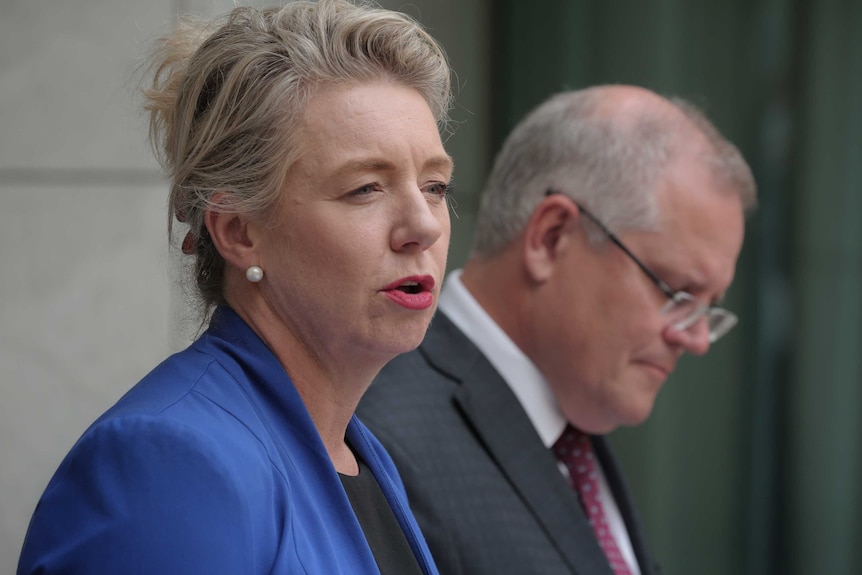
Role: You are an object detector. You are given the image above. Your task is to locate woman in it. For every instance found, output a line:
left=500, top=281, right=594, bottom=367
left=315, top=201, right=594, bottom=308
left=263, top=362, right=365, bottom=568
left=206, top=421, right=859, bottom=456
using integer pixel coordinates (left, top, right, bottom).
left=18, top=1, right=453, bottom=573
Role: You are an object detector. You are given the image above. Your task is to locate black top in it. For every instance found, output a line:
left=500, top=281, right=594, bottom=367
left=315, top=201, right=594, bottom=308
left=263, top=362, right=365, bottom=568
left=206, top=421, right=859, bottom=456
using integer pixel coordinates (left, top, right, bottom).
left=339, top=458, right=425, bottom=575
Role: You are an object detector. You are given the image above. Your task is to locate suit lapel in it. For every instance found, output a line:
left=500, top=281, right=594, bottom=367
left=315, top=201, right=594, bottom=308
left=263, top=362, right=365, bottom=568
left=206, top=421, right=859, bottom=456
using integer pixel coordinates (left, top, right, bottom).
left=593, top=437, right=659, bottom=575
left=420, top=313, right=614, bottom=575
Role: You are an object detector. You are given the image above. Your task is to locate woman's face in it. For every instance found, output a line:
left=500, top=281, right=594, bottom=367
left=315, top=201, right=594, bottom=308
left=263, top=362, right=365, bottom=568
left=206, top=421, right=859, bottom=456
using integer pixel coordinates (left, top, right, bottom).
left=253, top=82, right=452, bottom=369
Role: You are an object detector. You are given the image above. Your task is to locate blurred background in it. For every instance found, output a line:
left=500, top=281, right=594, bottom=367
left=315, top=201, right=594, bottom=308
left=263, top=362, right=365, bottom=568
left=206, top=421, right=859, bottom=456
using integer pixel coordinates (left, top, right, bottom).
left=1, top=0, right=859, bottom=574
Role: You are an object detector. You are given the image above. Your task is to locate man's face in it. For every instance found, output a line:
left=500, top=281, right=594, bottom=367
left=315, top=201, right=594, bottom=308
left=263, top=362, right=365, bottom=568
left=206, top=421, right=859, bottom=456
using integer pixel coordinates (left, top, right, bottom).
left=535, top=157, right=746, bottom=434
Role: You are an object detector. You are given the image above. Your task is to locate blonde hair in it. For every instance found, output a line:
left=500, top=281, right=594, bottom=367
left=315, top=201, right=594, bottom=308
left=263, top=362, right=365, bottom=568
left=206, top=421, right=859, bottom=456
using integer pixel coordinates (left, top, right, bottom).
left=143, top=0, right=451, bottom=311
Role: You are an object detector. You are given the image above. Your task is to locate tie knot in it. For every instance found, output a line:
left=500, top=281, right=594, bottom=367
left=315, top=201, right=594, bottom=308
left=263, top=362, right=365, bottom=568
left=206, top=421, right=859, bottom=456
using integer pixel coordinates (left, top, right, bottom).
left=552, top=425, right=593, bottom=466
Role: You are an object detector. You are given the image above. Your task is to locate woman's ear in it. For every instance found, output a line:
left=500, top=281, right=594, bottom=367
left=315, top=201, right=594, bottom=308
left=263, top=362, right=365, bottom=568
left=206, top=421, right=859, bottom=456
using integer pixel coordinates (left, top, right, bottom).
left=204, top=193, right=260, bottom=272
left=523, top=194, right=579, bottom=283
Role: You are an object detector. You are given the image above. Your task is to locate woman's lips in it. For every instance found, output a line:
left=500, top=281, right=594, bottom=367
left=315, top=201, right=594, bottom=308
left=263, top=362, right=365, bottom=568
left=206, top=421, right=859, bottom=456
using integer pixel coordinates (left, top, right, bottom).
left=382, top=276, right=435, bottom=310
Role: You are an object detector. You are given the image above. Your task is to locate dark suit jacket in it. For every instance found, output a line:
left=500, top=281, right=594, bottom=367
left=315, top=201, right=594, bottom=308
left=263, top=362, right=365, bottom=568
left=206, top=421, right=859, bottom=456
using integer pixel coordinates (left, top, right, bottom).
left=358, top=312, right=660, bottom=575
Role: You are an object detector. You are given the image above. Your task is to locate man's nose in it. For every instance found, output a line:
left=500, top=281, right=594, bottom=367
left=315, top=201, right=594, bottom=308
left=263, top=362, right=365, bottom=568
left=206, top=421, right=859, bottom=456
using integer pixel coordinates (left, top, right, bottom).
left=663, top=316, right=711, bottom=356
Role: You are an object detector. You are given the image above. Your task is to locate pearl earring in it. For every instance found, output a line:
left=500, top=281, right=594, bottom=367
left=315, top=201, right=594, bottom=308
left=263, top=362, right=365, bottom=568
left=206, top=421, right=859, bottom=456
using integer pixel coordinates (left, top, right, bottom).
left=246, top=265, right=264, bottom=283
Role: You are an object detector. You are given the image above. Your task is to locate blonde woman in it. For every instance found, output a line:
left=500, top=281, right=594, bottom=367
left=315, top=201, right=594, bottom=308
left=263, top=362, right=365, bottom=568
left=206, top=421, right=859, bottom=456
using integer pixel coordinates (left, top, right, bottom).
left=19, top=2, right=453, bottom=573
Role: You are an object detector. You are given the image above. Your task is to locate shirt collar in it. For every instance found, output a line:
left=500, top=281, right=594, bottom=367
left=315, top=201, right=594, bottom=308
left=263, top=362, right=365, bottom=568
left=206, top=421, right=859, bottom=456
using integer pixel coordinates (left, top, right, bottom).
left=439, top=269, right=567, bottom=447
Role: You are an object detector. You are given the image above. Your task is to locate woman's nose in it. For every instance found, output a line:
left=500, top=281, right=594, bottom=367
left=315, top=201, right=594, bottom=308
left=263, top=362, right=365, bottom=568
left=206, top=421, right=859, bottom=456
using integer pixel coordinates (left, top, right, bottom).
left=390, top=188, right=448, bottom=252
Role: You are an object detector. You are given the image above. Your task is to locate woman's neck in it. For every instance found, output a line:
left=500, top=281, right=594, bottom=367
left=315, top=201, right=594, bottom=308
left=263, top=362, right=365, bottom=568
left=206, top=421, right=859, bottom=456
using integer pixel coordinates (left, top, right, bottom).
left=228, top=296, right=382, bottom=475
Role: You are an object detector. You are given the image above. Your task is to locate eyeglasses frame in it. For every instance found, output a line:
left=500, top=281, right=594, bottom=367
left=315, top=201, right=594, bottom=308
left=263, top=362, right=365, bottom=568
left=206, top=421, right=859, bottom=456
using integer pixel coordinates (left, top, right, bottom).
left=545, top=189, right=737, bottom=342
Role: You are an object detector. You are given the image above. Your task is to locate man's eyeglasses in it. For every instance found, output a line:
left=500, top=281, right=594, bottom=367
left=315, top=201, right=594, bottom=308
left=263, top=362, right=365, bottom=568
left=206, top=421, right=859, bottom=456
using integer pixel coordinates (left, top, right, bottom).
left=546, top=190, right=738, bottom=343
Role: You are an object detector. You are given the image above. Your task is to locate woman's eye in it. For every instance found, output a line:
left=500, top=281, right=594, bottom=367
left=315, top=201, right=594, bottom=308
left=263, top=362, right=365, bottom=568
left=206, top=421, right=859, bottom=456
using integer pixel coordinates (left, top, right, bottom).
left=425, top=182, right=452, bottom=197
left=349, top=183, right=380, bottom=197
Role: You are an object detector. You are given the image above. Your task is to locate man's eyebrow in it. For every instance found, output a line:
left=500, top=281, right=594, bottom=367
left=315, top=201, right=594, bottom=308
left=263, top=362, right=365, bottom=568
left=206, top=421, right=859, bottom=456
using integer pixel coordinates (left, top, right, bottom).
left=682, top=280, right=725, bottom=307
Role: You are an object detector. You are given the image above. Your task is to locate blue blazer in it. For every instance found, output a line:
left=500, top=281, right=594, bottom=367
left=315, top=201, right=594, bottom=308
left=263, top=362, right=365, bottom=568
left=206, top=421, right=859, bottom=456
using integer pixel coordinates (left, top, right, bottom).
left=19, top=307, right=439, bottom=575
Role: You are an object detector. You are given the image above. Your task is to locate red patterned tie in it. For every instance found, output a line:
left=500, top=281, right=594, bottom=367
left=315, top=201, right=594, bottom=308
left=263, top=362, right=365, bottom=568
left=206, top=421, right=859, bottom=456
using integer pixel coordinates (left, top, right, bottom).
left=553, top=425, right=633, bottom=575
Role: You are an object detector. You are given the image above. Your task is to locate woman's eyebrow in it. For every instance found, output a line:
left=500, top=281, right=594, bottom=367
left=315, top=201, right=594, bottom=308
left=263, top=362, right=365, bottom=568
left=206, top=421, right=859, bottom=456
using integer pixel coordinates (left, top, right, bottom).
left=333, top=154, right=453, bottom=178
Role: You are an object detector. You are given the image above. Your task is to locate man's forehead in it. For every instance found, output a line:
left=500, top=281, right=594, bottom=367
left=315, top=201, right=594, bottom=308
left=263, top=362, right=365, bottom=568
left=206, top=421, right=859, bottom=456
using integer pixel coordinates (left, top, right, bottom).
left=642, top=181, right=745, bottom=292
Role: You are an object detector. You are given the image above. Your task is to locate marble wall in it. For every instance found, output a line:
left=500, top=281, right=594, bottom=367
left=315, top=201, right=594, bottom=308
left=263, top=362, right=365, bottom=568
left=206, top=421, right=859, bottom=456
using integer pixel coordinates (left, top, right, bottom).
left=2, top=1, right=175, bottom=569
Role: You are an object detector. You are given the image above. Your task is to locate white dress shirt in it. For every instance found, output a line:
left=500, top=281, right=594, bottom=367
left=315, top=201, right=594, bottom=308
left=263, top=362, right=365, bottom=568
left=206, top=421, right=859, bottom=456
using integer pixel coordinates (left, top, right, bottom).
left=439, top=269, right=641, bottom=575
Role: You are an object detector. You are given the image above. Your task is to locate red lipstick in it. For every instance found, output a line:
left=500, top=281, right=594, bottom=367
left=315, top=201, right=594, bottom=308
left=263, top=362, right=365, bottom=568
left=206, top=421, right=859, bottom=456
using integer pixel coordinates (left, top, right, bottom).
left=382, top=275, right=436, bottom=310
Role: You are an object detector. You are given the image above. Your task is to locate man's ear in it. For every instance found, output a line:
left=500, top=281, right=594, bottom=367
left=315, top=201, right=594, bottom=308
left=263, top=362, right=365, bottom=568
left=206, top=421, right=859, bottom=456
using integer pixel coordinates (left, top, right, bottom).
left=204, top=193, right=260, bottom=272
left=523, top=195, right=579, bottom=283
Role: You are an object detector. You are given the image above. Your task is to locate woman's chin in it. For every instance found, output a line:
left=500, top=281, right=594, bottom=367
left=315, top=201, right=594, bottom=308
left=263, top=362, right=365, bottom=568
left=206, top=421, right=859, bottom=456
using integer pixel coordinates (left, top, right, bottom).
left=378, top=318, right=433, bottom=357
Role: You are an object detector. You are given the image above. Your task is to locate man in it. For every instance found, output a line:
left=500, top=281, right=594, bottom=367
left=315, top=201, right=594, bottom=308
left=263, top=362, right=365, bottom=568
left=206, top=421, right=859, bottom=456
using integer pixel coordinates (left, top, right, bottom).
left=358, top=85, right=757, bottom=575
